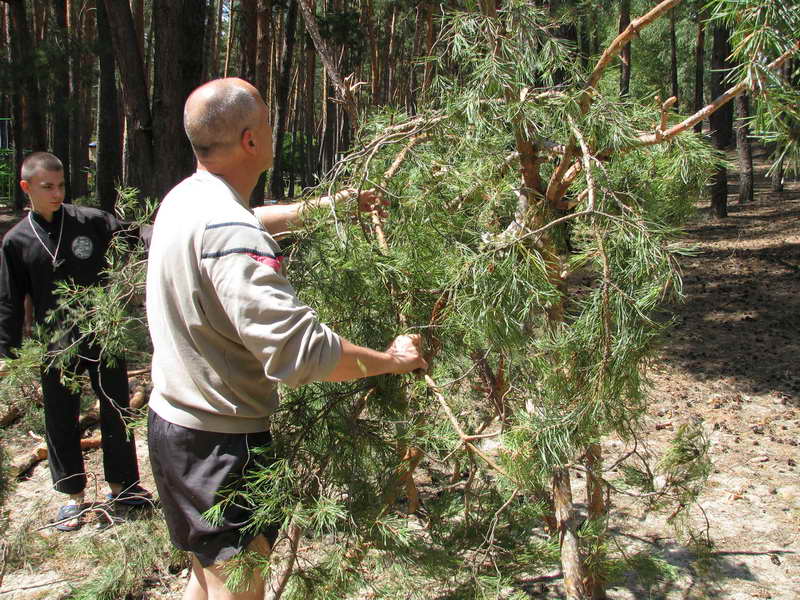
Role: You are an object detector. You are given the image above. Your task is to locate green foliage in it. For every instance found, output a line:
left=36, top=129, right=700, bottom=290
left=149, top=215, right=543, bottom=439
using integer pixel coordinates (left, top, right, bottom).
left=221, top=3, right=724, bottom=596
left=607, top=551, right=679, bottom=594
left=0, top=430, right=12, bottom=511
left=28, top=2, right=790, bottom=597
left=708, top=0, right=800, bottom=171
left=65, top=515, right=186, bottom=600
left=44, top=188, right=156, bottom=372
left=0, top=338, right=47, bottom=434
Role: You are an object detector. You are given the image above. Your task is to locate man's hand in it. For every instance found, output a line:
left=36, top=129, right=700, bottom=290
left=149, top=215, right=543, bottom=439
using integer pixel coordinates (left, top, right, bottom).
left=386, top=334, right=428, bottom=374
left=324, top=188, right=389, bottom=218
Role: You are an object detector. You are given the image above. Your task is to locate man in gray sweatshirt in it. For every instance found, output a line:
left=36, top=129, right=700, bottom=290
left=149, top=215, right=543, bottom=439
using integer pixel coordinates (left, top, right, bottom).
left=146, top=77, right=426, bottom=600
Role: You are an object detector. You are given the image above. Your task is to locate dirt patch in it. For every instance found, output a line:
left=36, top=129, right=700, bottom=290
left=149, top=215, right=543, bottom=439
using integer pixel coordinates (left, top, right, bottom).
left=606, top=150, right=800, bottom=599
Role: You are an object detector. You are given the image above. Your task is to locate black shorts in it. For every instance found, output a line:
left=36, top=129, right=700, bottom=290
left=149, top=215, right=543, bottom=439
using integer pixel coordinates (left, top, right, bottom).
left=147, top=410, right=280, bottom=567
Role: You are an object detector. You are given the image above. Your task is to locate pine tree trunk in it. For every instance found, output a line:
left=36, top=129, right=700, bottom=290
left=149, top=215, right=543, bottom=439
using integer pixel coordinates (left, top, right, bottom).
left=102, top=0, right=154, bottom=199
left=735, top=93, right=753, bottom=204
left=669, top=9, right=679, bottom=103
left=422, top=3, right=436, bottom=94
left=771, top=155, right=784, bottom=193
left=710, top=25, right=733, bottom=148
left=250, top=0, right=272, bottom=205
left=211, top=0, right=224, bottom=79
left=202, top=0, right=217, bottom=81
left=224, top=3, right=236, bottom=77
left=709, top=25, right=732, bottom=218
left=239, top=0, right=257, bottom=82
left=693, top=8, right=705, bottom=133
left=68, top=0, right=91, bottom=199
left=10, top=88, right=24, bottom=209
left=32, top=0, right=44, bottom=43
left=586, top=443, right=607, bottom=599
left=152, top=0, right=206, bottom=200
left=770, top=60, right=792, bottom=193
left=553, top=468, right=589, bottom=599
left=52, top=0, right=71, bottom=198
left=365, top=0, right=379, bottom=104
left=618, top=0, right=631, bottom=97
left=270, top=0, right=299, bottom=200
left=384, top=4, right=398, bottom=105
left=95, top=0, right=122, bottom=213
left=7, top=0, right=46, bottom=150
left=132, top=0, right=145, bottom=59
left=578, top=10, right=590, bottom=70
left=298, top=0, right=357, bottom=126
left=303, top=25, right=316, bottom=187
left=407, top=5, right=425, bottom=113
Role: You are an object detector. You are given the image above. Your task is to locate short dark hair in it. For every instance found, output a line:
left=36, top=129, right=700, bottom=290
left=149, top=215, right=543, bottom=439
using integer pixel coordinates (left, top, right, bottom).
left=184, top=84, right=261, bottom=158
left=20, top=152, right=63, bottom=181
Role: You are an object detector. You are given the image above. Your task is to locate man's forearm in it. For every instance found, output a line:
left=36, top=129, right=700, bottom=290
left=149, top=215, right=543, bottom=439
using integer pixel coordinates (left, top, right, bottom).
left=254, top=191, right=352, bottom=237
left=253, top=203, right=305, bottom=237
left=322, top=338, right=400, bottom=382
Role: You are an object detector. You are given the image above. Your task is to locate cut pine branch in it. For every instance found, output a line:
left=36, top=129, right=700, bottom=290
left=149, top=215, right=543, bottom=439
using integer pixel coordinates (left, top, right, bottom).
left=548, top=40, right=800, bottom=205
left=297, top=0, right=358, bottom=126
left=636, top=40, right=800, bottom=146
left=367, top=134, right=434, bottom=514
left=547, top=0, right=684, bottom=207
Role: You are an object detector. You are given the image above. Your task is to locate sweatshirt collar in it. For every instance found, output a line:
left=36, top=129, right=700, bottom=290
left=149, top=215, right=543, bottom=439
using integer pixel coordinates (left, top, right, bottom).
left=193, top=170, right=249, bottom=209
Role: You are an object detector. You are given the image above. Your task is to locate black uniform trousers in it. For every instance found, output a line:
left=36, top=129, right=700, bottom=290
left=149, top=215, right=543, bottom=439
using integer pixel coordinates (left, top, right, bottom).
left=41, top=350, right=141, bottom=495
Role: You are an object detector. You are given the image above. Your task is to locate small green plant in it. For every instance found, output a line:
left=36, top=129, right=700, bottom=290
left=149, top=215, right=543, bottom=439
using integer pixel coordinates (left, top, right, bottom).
left=65, top=514, right=186, bottom=600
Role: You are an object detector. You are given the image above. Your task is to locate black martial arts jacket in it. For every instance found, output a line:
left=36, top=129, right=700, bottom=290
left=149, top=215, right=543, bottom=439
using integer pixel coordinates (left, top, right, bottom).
left=0, top=204, right=150, bottom=358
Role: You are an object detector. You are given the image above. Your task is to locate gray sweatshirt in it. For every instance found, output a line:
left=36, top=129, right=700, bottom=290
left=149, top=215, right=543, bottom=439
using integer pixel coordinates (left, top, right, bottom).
left=146, top=170, right=342, bottom=433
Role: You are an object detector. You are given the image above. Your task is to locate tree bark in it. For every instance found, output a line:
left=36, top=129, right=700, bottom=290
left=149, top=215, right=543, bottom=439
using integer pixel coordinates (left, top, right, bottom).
left=7, top=0, right=46, bottom=150
left=422, top=3, right=436, bottom=94
left=103, top=0, right=154, bottom=199
left=709, top=25, right=732, bottom=218
left=68, top=0, right=91, bottom=199
left=202, top=0, right=218, bottom=81
left=95, top=0, right=122, bottom=213
left=771, top=155, right=784, bottom=192
left=52, top=0, right=71, bottom=199
left=669, top=9, right=679, bottom=104
left=4, top=3, right=25, bottom=209
left=250, top=0, right=272, bottom=205
left=693, top=6, right=705, bottom=133
left=735, top=93, right=753, bottom=204
left=553, top=468, right=589, bottom=599
left=586, top=443, right=607, bottom=599
left=618, top=0, right=631, bottom=97
left=364, top=0, right=379, bottom=104
left=710, top=25, right=733, bottom=148
left=239, top=0, right=257, bottom=82
left=578, top=9, right=590, bottom=70
left=269, top=0, right=298, bottom=200
left=297, top=0, right=357, bottom=125
left=303, top=23, right=316, bottom=187
left=152, top=0, right=206, bottom=200
left=210, top=0, right=224, bottom=79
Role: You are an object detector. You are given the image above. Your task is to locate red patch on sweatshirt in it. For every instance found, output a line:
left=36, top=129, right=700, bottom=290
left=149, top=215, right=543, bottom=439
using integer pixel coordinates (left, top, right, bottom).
left=247, top=253, right=284, bottom=271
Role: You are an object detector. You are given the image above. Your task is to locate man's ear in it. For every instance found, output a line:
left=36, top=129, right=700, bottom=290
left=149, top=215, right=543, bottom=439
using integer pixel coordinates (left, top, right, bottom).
left=19, top=180, right=30, bottom=195
left=242, top=129, right=257, bottom=154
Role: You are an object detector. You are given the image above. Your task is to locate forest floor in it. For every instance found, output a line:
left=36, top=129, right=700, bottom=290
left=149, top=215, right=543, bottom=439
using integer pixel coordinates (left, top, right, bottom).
left=0, top=146, right=798, bottom=599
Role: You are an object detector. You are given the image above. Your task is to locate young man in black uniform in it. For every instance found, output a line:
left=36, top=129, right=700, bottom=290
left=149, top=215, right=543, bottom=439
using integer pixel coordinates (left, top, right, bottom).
left=0, top=152, right=151, bottom=531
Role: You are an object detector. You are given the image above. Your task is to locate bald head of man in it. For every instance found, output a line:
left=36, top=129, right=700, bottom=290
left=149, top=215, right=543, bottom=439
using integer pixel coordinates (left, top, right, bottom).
left=183, top=78, right=272, bottom=169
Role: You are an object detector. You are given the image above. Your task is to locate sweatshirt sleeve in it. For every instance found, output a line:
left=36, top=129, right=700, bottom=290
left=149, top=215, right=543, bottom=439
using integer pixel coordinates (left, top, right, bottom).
left=200, top=220, right=341, bottom=388
left=0, top=240, right=28, bottom=358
